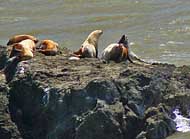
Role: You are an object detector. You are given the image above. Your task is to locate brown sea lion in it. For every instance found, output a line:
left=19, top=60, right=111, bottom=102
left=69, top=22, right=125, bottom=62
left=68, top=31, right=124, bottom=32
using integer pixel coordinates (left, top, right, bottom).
left=72, top=30, right=103, bottom=58
left=2, top=39, right=36, bottom=82
left=9, top=39, right=35, bottom=61
left=37, top=40, right=58, bottom=56
left=7, top=34, right=38, bottom=45
left=101, top=35, right=133, bottom=63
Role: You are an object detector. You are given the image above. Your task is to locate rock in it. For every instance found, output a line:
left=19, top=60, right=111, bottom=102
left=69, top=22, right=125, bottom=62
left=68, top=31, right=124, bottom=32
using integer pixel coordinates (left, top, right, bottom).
left=163, top=65, right=190, bottom=116
left=75, top=102, right=125, bottom=139
left=136, top=131, right=147, bottom=139
left=85, top=79, right=120, bottom=104
left=0, top=48, right=190, bottom=139
left=0, top=75, right=22, bottom=139
left=144, top=105, right=176, bottom=139
left=123, top=105, right=143, bottom=139
left=0, top=45, right=8, bottom=70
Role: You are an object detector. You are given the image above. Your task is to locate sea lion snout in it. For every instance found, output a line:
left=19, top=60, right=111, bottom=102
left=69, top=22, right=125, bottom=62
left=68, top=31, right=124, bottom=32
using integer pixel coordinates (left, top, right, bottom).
left=95, top=30, right=103, bottom=36
left=98, top=30, right=103, bottom=34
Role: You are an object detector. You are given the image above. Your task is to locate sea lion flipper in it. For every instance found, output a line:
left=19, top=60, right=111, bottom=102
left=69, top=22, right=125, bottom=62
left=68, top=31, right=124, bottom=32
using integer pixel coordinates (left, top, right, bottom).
left=127, top=54, right=133, bottom=63
left=73, top=47, right=83, bottom=56
left=95, top=47, right=98, bottom=58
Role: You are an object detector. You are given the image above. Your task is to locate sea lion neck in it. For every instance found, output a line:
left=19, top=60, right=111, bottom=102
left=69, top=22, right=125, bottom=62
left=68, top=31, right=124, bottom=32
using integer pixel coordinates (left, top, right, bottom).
left=85, top=31, right=102, bottom=48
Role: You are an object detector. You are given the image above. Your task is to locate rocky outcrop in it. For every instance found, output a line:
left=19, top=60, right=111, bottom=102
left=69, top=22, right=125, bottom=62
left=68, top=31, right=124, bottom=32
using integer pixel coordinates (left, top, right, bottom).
left=0, top=45, right=8, bottom=70
left=0, top=46, right=190, bottom=139
left=0, top=75, right=22, bottom=139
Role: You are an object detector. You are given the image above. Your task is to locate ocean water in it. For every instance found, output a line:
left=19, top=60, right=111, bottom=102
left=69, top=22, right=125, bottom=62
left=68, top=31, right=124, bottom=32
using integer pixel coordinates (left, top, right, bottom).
left=0, top=0, right=190, bottom=66
left=167, top=132, right=190, bottom=139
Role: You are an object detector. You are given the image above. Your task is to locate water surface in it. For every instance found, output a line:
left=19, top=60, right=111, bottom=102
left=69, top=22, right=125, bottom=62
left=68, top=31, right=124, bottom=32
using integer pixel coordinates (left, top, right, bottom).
left=167, top=132, right=190, bottom=139
left=0, top=0, right=190, bottom=66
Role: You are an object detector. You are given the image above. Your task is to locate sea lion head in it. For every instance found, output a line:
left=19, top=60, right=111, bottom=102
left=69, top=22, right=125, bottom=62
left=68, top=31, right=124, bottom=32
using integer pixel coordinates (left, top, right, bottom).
left=85, top=30, right=103, bottom=48
left=20, top=47, right=34, bottom=61
left=10, top=43, right=33, bottom=60
left=118, top=34, right=128, bottom=47
left=91, top=30, right=103, bottom=39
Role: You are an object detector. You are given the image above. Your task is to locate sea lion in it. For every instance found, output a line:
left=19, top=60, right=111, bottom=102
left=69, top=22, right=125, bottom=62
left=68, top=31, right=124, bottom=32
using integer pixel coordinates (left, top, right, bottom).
left=2, top=39, right=36, bottom=82
left=72, top=30, right=103, bottom=58
left=102, top=35, right=133, bottom=63
left=7, top=34, right=38, bottom=45
left=9, top=39, right=35, bottom=61
left=37, top=40, right=58, bottom=56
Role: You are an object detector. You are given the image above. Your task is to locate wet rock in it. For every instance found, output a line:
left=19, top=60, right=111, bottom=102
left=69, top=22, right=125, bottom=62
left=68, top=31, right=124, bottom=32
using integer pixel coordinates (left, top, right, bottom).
left=163, top=65, right=190, bottom=116
left=144, top=105, right=176, bottom=139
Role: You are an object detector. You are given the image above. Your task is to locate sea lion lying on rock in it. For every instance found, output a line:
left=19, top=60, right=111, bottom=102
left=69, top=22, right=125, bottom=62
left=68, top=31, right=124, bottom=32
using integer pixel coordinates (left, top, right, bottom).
left=102, top=35, right=151, bottom=65
left=9, top=39, right=35, bottom=60
left=102, top=35, right=133, bottom=63
left=37, top=40, right=59, bottom=56
left=7, top=34, right=38, bottom=46
left=2, top=39, right=36, bottom=82
left=71, top=30, right=103, bottom=59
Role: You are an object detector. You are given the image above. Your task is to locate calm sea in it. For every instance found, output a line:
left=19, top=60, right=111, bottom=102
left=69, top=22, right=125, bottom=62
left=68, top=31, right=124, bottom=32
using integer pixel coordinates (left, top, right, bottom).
left=0, top=0, right=190, bottom=66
